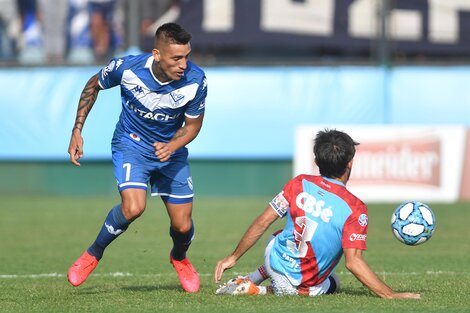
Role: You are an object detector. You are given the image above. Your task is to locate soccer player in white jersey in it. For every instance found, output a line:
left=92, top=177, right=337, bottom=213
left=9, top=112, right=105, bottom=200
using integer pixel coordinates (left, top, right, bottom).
left=67, top=23, right=207, bottom=293
left=214, top=129, right=420, bottom=299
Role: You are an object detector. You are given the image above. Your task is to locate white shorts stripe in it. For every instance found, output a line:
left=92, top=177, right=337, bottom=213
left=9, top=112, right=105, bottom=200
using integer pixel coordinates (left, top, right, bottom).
left=119, top=182, right=148, bottom=188
left=150, top=192, right=194, bottom=198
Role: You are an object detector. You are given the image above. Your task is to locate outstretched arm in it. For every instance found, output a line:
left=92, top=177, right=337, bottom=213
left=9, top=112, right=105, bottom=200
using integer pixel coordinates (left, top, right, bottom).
left=154, top=113, right=204, bottom=162
left=67, top=74, right=101, bottom=166
left=343, top=248, right=421, bottom=299
left=214, top=205, right=279, bottom=283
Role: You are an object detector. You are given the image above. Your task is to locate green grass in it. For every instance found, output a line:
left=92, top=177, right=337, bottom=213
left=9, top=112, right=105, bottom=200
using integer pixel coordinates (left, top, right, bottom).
left=0, top=195, right=469, bottom=312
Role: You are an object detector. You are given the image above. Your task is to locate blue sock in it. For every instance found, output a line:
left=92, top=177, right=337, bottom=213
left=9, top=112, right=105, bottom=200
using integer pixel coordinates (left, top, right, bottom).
left=87, top=204, right=130, bottom=260
left=169, top=221, right=194, bottom=261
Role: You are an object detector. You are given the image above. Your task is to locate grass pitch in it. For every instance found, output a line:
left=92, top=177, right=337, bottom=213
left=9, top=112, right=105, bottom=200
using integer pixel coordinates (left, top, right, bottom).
left=0, top=195, right=469, bottom=312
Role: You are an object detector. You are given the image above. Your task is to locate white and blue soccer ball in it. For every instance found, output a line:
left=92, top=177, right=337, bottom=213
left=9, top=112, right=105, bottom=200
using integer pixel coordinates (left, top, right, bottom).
left=391, top=201, right=436, bottom=246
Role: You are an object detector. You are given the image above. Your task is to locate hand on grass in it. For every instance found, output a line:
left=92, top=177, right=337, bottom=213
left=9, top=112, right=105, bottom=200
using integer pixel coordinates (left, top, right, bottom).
left=214, top=255, right=237, bottom=283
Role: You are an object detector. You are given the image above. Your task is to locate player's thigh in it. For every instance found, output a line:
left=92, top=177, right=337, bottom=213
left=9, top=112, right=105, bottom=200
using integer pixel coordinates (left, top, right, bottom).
left=263, top=237, right=298, bottom=296
left=112, top=146, right=151, bottom=192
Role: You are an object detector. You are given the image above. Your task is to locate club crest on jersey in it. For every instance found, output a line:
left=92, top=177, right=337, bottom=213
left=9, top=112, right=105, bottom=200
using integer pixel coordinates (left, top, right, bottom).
left=187, top=176, right=193, bottom=190
left=170, top=90, right=185, bottom=106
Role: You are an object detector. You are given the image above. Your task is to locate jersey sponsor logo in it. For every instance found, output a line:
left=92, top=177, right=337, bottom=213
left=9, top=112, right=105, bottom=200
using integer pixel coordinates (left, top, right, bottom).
left=128, top=103, right=181, bottom=121
left=282, top=252, right=299, bottom=270
left=295, top=192, right=333, bottom=223
left=358, top=213, right=368, bottom=226
left=349, top=233, right=367, bottom=242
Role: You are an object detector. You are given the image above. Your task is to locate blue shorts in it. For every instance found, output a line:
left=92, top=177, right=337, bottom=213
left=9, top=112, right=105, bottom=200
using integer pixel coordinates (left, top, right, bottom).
left=111, top=143, right=193, bottom=204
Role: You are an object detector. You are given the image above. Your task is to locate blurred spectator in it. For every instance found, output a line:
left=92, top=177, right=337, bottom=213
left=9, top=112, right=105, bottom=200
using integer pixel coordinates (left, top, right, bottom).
left=67, top=0, right=94, bottom=64
left=140, top=0, right=180, bottom=52
left=88, top=0, right=116, bottom=62
left=0, top=0, right=19, bottom=61
left=110, top=0, right=124, bottom=55
left=37, top=0, right=68, bottom=64
left=16, top=0, right=45, bottom=64
left=2, top=0, right=180, bottom=65
left=66, top=0, right=124, bottom=64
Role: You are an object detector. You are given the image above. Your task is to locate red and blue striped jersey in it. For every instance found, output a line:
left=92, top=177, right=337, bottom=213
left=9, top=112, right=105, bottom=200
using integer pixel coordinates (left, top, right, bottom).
left=269, top=174, right=368, bottom=288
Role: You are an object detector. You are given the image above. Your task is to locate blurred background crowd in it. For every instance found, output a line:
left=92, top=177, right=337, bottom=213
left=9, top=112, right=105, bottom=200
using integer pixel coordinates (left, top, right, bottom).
left=0, top=0, right=179, bottom=65
left=2, top=0, right=470, bottom=67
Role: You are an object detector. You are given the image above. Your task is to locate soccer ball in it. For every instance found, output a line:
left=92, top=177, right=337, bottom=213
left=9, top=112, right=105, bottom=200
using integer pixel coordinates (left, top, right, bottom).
left=391, top=201, right=436, bottom=246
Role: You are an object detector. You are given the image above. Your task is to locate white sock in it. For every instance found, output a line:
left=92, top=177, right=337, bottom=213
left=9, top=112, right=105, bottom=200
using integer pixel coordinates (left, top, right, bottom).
left=247, top=265, right=269, bottom=285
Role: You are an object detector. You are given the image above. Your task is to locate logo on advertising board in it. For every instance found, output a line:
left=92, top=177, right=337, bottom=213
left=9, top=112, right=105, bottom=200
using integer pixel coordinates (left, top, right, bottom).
left=294, top=125, right=467, bottom=202
left=351, top=138, right=441, bottom=187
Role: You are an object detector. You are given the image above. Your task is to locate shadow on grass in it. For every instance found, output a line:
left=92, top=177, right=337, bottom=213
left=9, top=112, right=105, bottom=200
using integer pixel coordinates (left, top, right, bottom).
left=68, top=286, right=112, bottom=295
left=337, top=287, right=372, bottom=297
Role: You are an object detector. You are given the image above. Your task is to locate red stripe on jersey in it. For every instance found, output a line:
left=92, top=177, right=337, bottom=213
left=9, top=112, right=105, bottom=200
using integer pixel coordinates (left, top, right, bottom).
left=299, top=241, right=320, bottom=287
left=281, top=175, right=367, bottom=289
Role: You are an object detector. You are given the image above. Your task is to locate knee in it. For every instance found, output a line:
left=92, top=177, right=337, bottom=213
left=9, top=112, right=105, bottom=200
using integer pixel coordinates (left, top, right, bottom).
left=171, top=220, right=193, bottom=234
left=121, top=201, right=146, bottom=221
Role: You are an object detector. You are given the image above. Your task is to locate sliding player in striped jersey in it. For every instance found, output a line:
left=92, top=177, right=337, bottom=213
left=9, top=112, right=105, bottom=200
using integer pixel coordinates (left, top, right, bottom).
left=215, top=129, right=420, bottom=299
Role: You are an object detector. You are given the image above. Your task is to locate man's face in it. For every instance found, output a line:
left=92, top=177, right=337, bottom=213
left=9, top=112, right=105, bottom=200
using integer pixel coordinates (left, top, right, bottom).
left=152, top=42, right=191, bottom=82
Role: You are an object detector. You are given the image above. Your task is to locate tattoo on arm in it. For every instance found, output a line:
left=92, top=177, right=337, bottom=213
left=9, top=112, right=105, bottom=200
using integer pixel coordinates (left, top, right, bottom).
left=73, top=75, right=100, bottom=132
left=173, top=127, right=188, bottom=140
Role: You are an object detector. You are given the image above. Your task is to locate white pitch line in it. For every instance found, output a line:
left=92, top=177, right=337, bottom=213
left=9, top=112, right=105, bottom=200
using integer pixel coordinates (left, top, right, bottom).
left=336, top=271, right=470, bottom=276
left=0, top=272, right=212, bottom=279
left=1, top=271, right=469, bottom=280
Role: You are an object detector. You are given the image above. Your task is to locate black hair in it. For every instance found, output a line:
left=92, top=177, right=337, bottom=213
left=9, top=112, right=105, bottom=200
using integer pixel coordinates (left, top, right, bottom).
left=313, top=129, right=359, bottom=179
left=155, top=23, right=192, bottom=46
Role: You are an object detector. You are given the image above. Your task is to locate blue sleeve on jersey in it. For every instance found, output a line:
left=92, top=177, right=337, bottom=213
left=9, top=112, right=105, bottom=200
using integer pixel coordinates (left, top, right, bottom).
left=98, top=58, right=125, bottom=90
left=185, top=76, right=207, bottom=117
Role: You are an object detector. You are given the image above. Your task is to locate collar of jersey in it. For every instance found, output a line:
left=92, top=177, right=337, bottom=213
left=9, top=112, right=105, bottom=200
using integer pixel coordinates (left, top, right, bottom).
left=145, top=56, right=174, bottom=85
left=321, top=176, right=346, bottom=187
